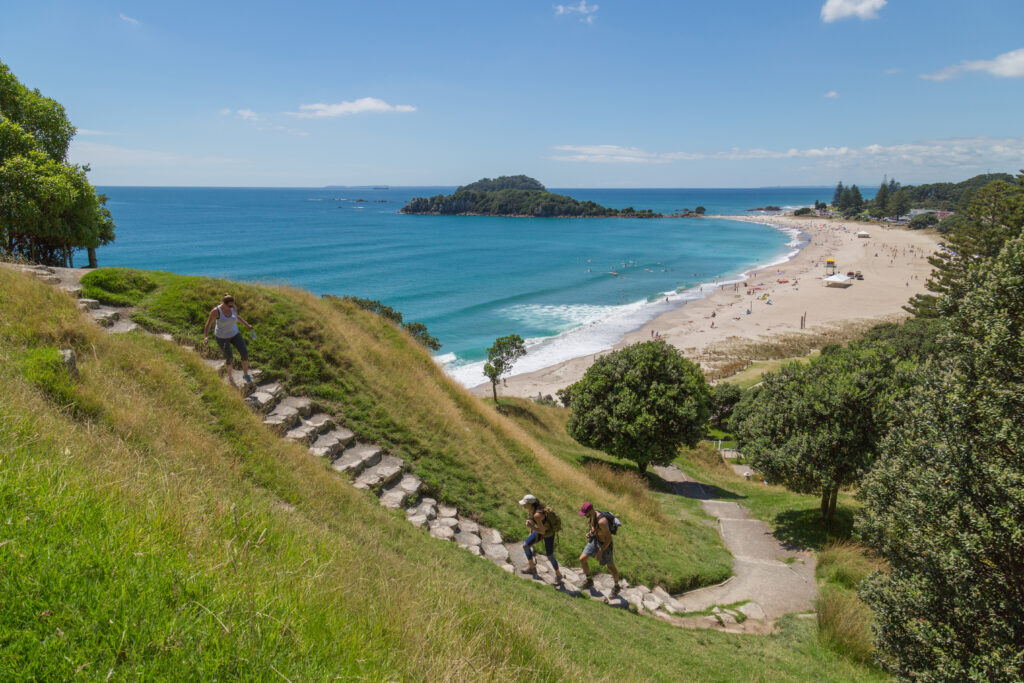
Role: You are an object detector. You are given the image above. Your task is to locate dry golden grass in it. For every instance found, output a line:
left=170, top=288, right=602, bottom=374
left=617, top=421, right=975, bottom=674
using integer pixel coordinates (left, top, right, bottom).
left=817, top=586, right=876, bottom=666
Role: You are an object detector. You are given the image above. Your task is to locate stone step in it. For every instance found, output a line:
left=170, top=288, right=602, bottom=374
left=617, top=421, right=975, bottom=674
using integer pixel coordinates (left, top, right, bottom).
left=36, top=273, right=62, bottom=285
left=77, top=298, right=100, bottom=310
left=262, top=405, right=300, bottom=434
left=308, top=428, right=355, bottom=459
left=245, top=382, right=284, bottom=413
left=378, top=473, right=422, bottom=509
left=203, top=358, right=226, bottom=373
left=108, top=319, right=141, bottom=334
left=277, top=396, right=313, bottom=418
left=353, top=454, right=404, bottom=490
left=330, top=442, right=382, bottom=474
left=225, top=369, right=262, bottom=396
left=406, top=497, right=438, bottom=526
left=61, top=285, right=83, bottom=297
left=90, top=308, right=119, bottom=327
left=303, top=413, right=334, bottom=433
left=283, top=423, right=319, bottom=445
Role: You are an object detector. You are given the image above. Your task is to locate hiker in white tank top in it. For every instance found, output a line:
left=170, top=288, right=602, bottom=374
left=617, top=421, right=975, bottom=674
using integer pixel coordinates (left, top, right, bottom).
left=203, top=294, right=255, bottom=381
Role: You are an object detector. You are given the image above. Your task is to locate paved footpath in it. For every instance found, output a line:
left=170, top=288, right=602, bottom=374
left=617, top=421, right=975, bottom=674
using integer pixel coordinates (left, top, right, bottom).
left=652, top=464, right=817, bottom=632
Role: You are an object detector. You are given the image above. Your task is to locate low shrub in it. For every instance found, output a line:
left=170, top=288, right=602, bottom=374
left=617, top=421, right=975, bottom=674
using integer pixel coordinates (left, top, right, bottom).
left=80, top=267, right=158, bottom=306
left=21, top=347, right=76, bottom=407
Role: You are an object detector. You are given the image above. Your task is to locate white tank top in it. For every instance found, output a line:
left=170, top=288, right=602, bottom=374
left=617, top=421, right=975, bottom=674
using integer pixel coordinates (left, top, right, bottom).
left=214, top=306, right=239, bottom=338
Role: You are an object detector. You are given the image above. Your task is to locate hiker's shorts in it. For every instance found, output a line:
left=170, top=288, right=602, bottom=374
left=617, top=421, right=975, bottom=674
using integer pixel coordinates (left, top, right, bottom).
left=216, top=333, right=248, bottom=365
left=582, top=538, right=614, bottom=566
left=523, top=531, right=558, bottom=568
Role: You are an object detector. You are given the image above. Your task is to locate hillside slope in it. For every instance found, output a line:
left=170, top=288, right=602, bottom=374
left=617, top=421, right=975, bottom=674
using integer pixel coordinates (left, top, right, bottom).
left=0, top=268, right=885, bottom=681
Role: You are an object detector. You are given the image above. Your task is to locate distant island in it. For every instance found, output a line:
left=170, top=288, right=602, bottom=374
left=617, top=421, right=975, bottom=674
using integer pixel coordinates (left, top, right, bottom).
left=401, top=175, right=664, bottom=217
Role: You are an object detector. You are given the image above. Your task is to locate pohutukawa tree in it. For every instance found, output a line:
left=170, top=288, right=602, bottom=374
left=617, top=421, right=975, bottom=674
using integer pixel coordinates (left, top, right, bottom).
left=730, top=342, right=904, bottom=526
left=559, top=341, right=710, bottom=474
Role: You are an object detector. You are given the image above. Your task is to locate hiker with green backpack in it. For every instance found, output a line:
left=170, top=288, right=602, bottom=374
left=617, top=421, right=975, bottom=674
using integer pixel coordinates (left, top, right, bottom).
left=519, top=494, right=563, bottom=583
left=578, top=501, right=621, bottom=597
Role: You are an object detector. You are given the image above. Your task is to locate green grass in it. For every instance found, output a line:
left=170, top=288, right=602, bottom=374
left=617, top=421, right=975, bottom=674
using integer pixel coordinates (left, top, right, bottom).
left=723, top=352, right=820, bottom=390
left=706, top=427, right=737, bottom=449
left=0, top=267, right=891, bottom=681
left=79, top=267, right=158, bottom=306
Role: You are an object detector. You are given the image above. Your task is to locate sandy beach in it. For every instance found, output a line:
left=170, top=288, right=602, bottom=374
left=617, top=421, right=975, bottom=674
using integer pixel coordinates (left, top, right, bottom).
left=470, top=215, right=941, bottom=399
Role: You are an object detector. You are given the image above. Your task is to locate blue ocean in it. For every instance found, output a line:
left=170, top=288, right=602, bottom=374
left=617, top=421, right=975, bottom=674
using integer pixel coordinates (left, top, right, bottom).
left=96, top=186, right=829, bottom=385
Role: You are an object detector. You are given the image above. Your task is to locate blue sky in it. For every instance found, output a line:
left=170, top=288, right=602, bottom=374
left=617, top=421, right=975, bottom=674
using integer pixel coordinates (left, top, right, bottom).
left=3, top=0, right=1023, bottom=187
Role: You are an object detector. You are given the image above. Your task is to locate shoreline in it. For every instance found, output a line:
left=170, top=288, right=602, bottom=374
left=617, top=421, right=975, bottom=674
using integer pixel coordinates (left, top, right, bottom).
left=466, top=215, right=941, bottom=399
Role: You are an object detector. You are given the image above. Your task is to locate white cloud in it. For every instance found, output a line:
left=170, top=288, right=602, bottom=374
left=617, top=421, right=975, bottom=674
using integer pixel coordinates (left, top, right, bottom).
left=76, top=129, right=114, bottom=136
left=884, top=67, right=903, bottom=75
left=820, top=0, right=886, bottom=22
left=922, top=47, right=1024, bottom=81
left=288, top=97, right=417, bottom=119
left=551, top=138, right=1024, bottom=169
left=236, top=109, right=260, bottom=121
left=824, top=90, right=840, bottom=98
left=554, top=0, right=598, bottom=23
left=119, top=13, right=139, bottom=25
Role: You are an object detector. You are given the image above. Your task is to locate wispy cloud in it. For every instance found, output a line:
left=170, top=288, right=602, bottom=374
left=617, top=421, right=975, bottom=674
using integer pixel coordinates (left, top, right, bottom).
left=551, top=138, right=1024, bottom=169
left=70, top=141, right=246, bottom=167
left=554, top=1, right=599, bottom=24
left=922, top=47, right=1024, bottom=81
left=76, top=129, right=114, bottom=136
left=119, top=13, right=139, bottom=25
left=236, top=108, right=260, bottom=121
left=883, top=67, right=903, bottom=75
left=288, top=97, right=416, bottom=119
left=820, top=0, right=886, bottom=22
left=824, top=90, right=840, bottom=99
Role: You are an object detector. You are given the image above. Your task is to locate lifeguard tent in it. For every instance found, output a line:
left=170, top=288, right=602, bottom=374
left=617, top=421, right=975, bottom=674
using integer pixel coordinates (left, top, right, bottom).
left=825, top=273, right=853, bottom=288
left=857, top=230, right=871, bottom=238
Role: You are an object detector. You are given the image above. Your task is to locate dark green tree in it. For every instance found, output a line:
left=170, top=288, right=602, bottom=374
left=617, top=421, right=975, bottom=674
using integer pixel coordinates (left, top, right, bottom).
left=905, top=175, right=1024, bottom=318
left=832, top=181, right=845, bottom=207
left=889, top=188, right=911, bottom=220
left=731, top=342, right=904, bottom=525
left=848, top=185, right=865, bottom=216
left=709, top=382, right=742, bottom=428
left=560, top=341, right=710, bottom=474
left=857, top=235, right=1024, bottom=681
left=874, top=178, right=891, bottom=215
left=483, top=334, right=526, bottom=403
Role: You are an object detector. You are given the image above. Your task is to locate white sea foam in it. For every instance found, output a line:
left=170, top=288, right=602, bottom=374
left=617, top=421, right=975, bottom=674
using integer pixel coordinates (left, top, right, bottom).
left=441, top=218, right=809, bottom=388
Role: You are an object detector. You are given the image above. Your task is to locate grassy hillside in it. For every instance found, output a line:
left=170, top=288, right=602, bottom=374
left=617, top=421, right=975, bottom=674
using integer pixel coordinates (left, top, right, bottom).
left=79, top=267, right=725, bottom=592
left=1, top=267, right=889, bottom=680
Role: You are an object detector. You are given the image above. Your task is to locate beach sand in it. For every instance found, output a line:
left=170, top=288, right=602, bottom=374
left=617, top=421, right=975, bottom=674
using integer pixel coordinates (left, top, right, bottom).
left=469, top=215, right=941, bottom=399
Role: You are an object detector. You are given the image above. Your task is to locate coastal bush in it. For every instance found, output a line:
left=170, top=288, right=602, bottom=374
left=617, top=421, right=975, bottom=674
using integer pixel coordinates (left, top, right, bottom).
left=793, top=207, right=812, bottom=216
left=731, top=341, right=908, bottom=526
left=561, top=341, right=711, bottom=474
left=79, top=267, right=158, bottom=306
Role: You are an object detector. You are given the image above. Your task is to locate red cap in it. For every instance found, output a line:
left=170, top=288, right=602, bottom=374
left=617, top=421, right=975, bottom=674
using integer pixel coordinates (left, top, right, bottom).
left=579, top=502, right=593, bottom=516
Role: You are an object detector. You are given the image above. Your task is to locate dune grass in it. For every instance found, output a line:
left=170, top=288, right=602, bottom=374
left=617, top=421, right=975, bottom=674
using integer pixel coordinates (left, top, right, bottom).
left=0, top=268, right=891, bottom=681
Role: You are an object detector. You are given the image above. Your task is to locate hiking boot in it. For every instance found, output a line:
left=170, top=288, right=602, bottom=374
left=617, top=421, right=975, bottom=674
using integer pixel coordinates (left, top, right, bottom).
left=242, top=373, right=253, bottom=383
left=610, top=584, right=620, bottom=597
left=582, top=576, right=594, bottom=589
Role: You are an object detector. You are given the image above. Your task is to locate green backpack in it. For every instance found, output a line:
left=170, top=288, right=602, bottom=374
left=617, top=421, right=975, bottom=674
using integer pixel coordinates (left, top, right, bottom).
left=540, top=504, right=562, bottom=536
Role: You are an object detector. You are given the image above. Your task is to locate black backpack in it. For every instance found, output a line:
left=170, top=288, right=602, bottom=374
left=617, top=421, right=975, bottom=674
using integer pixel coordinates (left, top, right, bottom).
left=597, top=510, right=622, bottom=535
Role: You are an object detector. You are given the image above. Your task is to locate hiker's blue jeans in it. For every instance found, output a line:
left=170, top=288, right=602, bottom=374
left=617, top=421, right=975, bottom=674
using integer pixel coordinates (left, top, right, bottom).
left=523, top=531, right=559, bottom=569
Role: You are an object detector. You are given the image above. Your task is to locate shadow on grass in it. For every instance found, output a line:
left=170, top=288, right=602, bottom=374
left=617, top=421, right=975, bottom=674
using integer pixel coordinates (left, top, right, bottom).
left=495, top=402, right=544, bottom=427
left=771, top=506, right=854, bottom=551
left=647, top=470, right=743, bottom=502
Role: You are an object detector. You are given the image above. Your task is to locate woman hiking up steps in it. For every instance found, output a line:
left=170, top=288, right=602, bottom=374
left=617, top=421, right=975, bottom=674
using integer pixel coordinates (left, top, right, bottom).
left=519, top=494, right=563, bottom=584
left=203, top=293, right=256, bottom=382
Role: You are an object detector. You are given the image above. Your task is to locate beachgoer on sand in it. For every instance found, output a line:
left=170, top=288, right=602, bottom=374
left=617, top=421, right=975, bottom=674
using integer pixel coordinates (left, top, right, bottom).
left=519, top=494, right=563, bottom=582
left=578, top=502, right=620, bottom=596
left=203, top=293, right=255, bottom=382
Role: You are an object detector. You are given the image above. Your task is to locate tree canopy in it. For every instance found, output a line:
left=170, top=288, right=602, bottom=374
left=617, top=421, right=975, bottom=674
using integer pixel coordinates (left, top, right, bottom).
left=483, top=334, right=526, bottom=403
left=0, top=61, right=113, bottom=266
left=856, top=234, right=1024, bottom=680
left=559, top=341, right=710, bottom=474
left=731, top=342, right=905, bottom=525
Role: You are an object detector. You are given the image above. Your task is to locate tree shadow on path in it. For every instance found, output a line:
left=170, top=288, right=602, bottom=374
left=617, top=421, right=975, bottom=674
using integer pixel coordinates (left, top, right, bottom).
left=647, top=469, right=742, bottom=501
left=771, top=506, right=854, bottom=552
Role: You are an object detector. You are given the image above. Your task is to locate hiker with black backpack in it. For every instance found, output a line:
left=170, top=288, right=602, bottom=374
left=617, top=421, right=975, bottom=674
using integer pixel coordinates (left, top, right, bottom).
left=578, top=501, right=620, bottom=597
left=518, top=494, right=563, bottom=583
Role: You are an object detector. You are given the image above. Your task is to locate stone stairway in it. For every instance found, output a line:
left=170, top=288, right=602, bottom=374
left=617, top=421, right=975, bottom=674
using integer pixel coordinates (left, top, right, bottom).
left=15, top=261, right=763, bottom=633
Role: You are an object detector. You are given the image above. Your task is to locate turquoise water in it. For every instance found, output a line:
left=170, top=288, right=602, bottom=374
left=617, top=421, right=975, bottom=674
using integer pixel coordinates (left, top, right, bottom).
left=96, top=186, right=828, bottom=384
